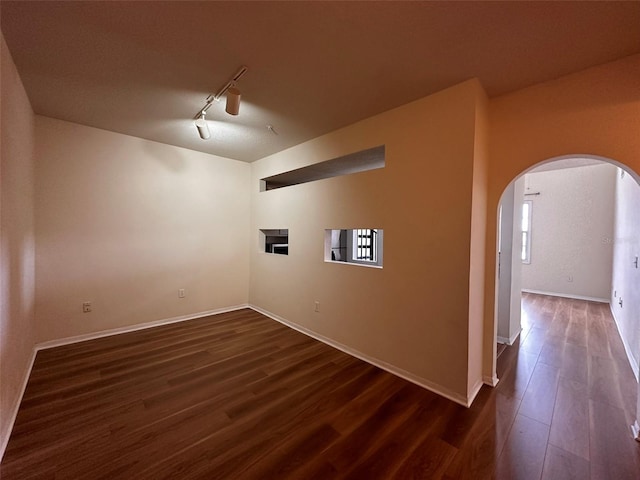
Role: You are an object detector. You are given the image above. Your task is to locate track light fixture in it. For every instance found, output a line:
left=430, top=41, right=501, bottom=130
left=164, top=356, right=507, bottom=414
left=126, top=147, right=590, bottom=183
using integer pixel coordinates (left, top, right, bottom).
left=225, top=87, right=241, bottom=116
left=194, top=112, right=210, bottom=140
left=194, top=65, right=247, bottom=140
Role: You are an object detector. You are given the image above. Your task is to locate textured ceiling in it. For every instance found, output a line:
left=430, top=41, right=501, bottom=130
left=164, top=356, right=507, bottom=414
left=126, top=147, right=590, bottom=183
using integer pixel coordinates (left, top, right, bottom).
left=2, top=1, right=639, bottom=162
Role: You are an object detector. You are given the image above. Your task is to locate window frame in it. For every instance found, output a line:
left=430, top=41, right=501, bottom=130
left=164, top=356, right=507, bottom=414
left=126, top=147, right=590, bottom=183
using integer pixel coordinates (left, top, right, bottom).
left=348, top=228, right=380, bottom=265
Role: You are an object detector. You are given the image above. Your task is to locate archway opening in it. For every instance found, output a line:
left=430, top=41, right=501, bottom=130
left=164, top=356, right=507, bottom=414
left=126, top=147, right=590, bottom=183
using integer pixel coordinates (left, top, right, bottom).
left=493, top=154, right=640, bottom=448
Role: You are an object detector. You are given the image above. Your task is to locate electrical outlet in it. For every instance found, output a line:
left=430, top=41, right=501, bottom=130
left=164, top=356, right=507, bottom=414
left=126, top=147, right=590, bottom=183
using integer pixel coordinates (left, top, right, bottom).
left=178, top=289, right=186, bottom=298
left=82, top=302, right=92, bottom=313
left=314, top=301, right=320, bottom=313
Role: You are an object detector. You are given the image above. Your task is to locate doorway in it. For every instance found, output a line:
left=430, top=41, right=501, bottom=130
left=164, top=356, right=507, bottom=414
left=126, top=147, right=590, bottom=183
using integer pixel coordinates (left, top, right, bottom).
left=494, top=154, right=640, bottom=441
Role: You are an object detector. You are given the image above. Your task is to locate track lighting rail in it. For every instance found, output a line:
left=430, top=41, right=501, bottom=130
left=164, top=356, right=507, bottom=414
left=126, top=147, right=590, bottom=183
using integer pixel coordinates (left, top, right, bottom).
left=196, top=65, right=248, bottom=118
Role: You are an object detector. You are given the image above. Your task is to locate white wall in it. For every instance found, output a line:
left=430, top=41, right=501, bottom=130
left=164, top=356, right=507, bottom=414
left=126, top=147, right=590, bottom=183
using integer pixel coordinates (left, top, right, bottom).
left=249, top=79, right=488, bottom=405
left=521, top=163, right=616, bottom=301
left=496, top=176, right=524, bottom=344
left=509, top=178, right=525, bottom=338
left=0, top=32, right=36, bottom=457
left=35, top=117, right=251, bottom=343
left=611, top=167, right=640, bottom=378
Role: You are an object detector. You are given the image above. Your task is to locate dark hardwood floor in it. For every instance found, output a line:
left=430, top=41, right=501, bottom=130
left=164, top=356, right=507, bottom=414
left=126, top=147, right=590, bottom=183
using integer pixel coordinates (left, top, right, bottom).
left=2, top=293, right=639, bottom=479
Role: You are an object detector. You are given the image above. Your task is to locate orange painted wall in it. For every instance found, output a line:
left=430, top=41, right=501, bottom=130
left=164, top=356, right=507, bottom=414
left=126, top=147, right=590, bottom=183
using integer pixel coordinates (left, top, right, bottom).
left=483, top=54, right=640, bottom=379
left=469, top=83, right=489, bottom=393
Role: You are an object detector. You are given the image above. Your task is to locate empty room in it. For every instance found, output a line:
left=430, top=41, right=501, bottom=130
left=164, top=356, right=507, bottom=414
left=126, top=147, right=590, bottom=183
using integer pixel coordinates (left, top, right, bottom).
left=1, top=2, right=639, bottom=479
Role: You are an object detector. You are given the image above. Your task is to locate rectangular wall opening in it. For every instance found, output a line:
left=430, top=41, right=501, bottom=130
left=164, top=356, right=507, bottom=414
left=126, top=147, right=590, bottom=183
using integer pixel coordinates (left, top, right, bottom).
left=324, top=229, right=383, bottom=267
left=260, top=145, right=385, bottom=191
left=260, top=229, right=289, bottom=255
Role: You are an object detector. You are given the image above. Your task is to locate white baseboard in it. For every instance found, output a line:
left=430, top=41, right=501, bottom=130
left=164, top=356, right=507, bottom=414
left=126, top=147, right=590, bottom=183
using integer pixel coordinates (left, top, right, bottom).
left=36, top=304, right=249, bottom=351
left=483, top=374, right=499, bottom=387
left=0, top=348, right=37, bottom=462
left=249, top=305, right=472, bottom=407
left=468, top=379, right=484, bottom=405
left=497, top=328, right=521, bottom=346
left=521, top=289, right=608, bottom=303
left=609, top=304, right=640, bottom=383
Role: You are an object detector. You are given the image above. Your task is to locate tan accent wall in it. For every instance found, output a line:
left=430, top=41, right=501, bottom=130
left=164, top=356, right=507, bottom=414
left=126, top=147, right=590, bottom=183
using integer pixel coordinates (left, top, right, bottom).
left=250, top=80, right=486, bottom=404
left=0, top=32, right=36, bottom=454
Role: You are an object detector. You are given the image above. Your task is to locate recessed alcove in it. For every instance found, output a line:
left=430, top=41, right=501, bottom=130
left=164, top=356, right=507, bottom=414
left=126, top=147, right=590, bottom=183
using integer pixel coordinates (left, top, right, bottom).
left=260, top=145, right=385, bottom=191
left=260, top=229, right=289, bottom=255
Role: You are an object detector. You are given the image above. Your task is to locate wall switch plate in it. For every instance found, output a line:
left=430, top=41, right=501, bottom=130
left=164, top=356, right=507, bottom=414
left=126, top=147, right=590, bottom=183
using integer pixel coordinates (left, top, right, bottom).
left=178, top=289, right=185, bottom=298
left=314, top=301, right=320, bottom=313
left=82, top=302, right=91, bottom=313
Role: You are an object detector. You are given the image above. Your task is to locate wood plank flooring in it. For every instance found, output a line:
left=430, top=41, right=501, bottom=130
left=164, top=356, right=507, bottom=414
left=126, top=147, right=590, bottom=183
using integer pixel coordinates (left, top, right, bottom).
left=2, top=293, right=639, bottom=479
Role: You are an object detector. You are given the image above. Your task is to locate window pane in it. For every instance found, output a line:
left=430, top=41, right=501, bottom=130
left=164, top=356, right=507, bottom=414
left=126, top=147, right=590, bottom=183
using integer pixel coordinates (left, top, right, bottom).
left=521, top=203, right=530, bottom=232
left=521, top=200, right=532, bottom=263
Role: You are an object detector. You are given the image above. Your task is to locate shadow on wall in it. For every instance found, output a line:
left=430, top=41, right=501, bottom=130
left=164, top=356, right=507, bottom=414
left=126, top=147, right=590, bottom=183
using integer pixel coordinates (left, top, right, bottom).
left=142, top=140, right=188, bottom=172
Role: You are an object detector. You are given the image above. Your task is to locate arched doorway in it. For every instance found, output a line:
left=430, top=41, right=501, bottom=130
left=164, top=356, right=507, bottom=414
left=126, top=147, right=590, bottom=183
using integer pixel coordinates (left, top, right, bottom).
left=492, top=154, right=640, bottom=449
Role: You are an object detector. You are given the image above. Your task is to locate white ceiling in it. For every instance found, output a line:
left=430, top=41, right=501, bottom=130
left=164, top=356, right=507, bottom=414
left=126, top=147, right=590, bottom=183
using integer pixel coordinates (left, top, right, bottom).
left=2, top=1, right=639, bottom=162
left=528, top=158, right=609, bottom=174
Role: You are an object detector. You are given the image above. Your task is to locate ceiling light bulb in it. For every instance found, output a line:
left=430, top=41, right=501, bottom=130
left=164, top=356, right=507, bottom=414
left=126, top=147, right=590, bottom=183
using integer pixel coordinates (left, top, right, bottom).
left=195, top=114, right=211, bottom=140
left=225, top=87, right=241, bottom=115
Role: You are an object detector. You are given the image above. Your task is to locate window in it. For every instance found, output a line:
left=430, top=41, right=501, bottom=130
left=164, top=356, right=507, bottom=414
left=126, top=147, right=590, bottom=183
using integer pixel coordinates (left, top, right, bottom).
left=353, top=229, right=378, bottom=262
left=325, top=229, right=383, bottom=267
left=521, top=201, right=532, bottom=264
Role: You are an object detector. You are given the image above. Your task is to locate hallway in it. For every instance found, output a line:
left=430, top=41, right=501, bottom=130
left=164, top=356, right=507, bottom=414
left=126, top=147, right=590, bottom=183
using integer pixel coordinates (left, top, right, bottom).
left=491, top=293, right=640, bottom=479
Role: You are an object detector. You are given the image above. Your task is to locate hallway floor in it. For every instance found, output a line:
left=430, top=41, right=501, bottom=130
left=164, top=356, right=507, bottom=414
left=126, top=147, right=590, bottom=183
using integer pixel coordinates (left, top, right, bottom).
left=492, top=292, right=640, bottom=479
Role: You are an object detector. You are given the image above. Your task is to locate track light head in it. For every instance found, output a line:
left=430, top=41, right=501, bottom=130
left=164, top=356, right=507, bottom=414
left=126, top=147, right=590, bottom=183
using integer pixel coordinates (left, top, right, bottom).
left=193, top=66, right=247, bottom=138
left=195, top=113, right=211, bottom=140
left=225, top=87, right=241, bottom=116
